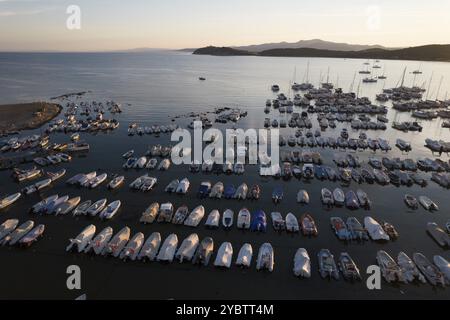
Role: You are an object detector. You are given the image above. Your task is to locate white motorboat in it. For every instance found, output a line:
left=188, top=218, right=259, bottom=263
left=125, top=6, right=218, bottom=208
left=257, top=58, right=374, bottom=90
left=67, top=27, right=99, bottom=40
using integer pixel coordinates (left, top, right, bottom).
left=293, top=248, right=311, bottom=278
left=0, top=219, right=19, bottom=241
left=222, top=209, right=234, bottom=228
left=256, top=243, right=274, bottom=272
left=0, top=192, right=21, bottom=210
left=89, top=173, right=107, bottom=189
left=419, top=196, right=438, bottom=211
left=332, top=188, right=345, bottom=206
left=175, top=233, right=199, bottom=263
left=86, top=198, right=107, bottom=216
left=235, top=243, right=253, bottom=268
left=397, top=252, right=426, bottom=283
left=103, top=226, right=131, bottom=257
left=84, top=227, right=113, bottom=255
left=285, top=213, right=299, bottom=233
left=184, top=205, right=205, bottom=227
left=66, top=224, right=96, bottom=253
left=176, top=178, right=190, bottom=194
left=214, top=242, right=233, bottom=268
left=364, top=217, right=390, bottom=241
left=138, top=232, right=161, bottom=261
left=54, top=196, right=81, bottom=215
left=433, top=255, right=450, bottom=284
left=108, top=176, right=124, bottom=189
left=31, top=194, right=58, bottom=214
left=157, top=233, right=178, bottom=262
left=192, top=237, right=214, bottom=266
left=120, top=232, right=145, bottom=261
left=297, top=189, right=309, bottom=204
left=1, top=220, right=34, bottom=245
left=140, top=202, right=160, bottom=224
left=205, top=209, right=220, bottom=228
left=377, top=250, right=406, bottom=283
left=237, top=208, right=251, bottom=229
left=99, top=200, right=121, bottom=220
left=73, top=200, right=92, bottom=216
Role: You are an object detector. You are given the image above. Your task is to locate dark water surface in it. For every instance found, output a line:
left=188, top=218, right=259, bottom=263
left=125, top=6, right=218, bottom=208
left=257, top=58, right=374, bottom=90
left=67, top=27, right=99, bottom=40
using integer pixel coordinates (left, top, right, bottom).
left=0, top=51, right=449, bottom=299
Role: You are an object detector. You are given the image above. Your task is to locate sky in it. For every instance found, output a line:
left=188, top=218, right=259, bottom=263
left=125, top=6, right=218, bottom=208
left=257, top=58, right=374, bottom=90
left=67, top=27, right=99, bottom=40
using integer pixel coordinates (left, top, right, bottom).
left=0, top=0, right=449, bottom=51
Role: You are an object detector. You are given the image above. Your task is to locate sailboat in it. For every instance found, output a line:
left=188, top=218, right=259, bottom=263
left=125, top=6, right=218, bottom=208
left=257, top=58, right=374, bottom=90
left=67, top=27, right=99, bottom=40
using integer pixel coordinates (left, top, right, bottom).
left=321, top=67, right=333, bottom=89
left=296, top=61, right=314, bottom=90
left=359, top=63, right=371, bottom=74
left=378, top=66, right=387, bottom=79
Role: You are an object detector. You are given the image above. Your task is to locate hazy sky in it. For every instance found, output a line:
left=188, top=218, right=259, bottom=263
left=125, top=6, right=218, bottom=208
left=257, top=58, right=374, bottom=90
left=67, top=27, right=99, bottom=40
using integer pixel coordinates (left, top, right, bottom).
left=1, top=0, right=449, bottom=51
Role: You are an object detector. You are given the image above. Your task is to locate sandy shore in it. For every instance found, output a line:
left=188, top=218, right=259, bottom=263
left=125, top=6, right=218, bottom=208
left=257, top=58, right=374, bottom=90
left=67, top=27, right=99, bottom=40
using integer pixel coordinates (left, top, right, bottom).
left=0, top=102, right=61, bottom=133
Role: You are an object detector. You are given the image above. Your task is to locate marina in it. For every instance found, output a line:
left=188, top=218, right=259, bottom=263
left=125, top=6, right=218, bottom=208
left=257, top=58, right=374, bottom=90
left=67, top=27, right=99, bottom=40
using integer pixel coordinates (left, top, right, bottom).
left=0, top=51, right=450, bottom=299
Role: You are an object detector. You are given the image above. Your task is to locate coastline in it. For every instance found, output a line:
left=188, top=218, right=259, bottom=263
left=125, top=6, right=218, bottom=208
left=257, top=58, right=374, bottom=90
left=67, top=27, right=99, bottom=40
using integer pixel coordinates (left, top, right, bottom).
left=0, top=101, right=62, bottom=134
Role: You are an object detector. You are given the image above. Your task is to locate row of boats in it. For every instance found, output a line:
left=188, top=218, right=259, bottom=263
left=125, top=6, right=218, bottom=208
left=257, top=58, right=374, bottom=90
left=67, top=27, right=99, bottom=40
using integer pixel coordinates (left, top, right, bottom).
left=127, top=123, right=178, bottom=136
left=0, top=219, right=45, bottom=247
left=67, top=225, right=273, bottom=270
left=0, top=134, right=49, bottom=153
left=319, top=188, right=370, bottom=209
left=29, top=193, right=122, bottom=219
left=66, top=224, right=450, bottom=284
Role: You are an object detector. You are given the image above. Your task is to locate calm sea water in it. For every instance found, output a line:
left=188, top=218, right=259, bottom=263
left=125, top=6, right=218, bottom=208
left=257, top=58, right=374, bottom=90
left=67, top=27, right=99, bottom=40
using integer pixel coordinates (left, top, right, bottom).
left=0, top=51, right=449, bottom=299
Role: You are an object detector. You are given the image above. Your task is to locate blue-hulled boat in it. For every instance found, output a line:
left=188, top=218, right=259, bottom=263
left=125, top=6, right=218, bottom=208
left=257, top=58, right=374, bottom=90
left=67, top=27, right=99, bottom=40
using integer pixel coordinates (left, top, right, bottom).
left=250, top=210, right=267, bottom=232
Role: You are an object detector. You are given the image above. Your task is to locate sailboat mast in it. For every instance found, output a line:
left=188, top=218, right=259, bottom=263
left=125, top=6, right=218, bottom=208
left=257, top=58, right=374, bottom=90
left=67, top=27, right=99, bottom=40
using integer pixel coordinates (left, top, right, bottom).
left=425, top=72, right=434, bottom=100
left=436, top=76, right=443, bottom=101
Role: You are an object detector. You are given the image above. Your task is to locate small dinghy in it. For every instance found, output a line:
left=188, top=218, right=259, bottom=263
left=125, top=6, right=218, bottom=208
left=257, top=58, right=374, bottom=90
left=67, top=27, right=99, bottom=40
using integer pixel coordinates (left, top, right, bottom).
left=346, top=217, right=368, bottom=241
left=89, top=173, right=107, bottom=188
left=192, top=237, right=214, bottom=266
left=122, top=150, right=134, bottom=158
left=73, top=200, right=92, bottom=216
left=397, top=252, right=426, bottom=283
left=234, top=183, right=248, bottom=200
left=222, top=209, right=234, bottom=228
left=55, top=196, right=81, bottom=216
left=78, top=171, right=96, bottom=186
left=205, top=209, right=220, bottom=228
left=21, top=178, right=52, bottom=195
left=250, top=210, right=267, bottom=232
left=297, top=189, right=309, bottom=204
left=330, top=217, right=351, bottom=241
left=120, top=232, right=145, bottom=261
left=426, top=222, right=450, bottom=247
left=176, top=178, right=190, bottom=194
left=1, top=220, right=34, bottom=245
left=157, top=234, right=178, bottom=262
left=158, top=202, right=174, bottom=222
left=108, top=176, right=124, bottom=190
left=66, top=225, right=96, bottom=253
left=285, top=213, right=299, bottom=233
left=356, top=189, right=371, bottom=209
left=84, top=227, right=113, bottom=255
left=47, top=169, right=66, bottom=182
left=256, top=243, right=274, bottom=272
left=138, top=232, right=161, bottom=261
left=214, top=242, right=233, bottom=268
left=134, top=156, right=147, bottom=169
left=146, top=158, right=158, bottom=169
left=364, top=217, right=390, bottom=241
left=140, top=202, right=160, bottom=224
left=46, top=195, right=69, bottom=214
left=86, top=198, right=107, bottom=216
left=433, top=255, right=450, bottom=284
left=332, top=188, right=345, bottom=206
left=30, top=194, right=58, bottom=214
left=413, top=253, right=446, bottom=286
left=300, top=213, right=317, bottom=236
left=419, top=196, right=438, bottom=211
left=271, top=212, right=285, bottom=231
left=165, top=179, right=179, bottom=193
left=377, top=250, right=406, bottom=283
left=404, top=194, right=418, bottom=209
left=236, top=243, right=253, bottom=268
left=99, top=200, right=121, bottom=220
left=19, top=224, right=45, bottom=247
left=209, top=182, right=224, bottom=198
left=175, top=233, right=200, bottom=263
left=338, top=252, right=361, bottom=281
left=237, top=208, right=251, bottom=229
left=67, top=173, right=84, bottom=185
left=318, top=249, right=339, bottom=280
left=103, top=226, right=131, bottom=257
left=0, top=219, right=19, bottom=241
left=345, top=191, right=360, bottom=210
left=293, top=248, right=311, bottom=278
left=381, top=221, right=399, bottom=240
left=184, top=205, right=205, bottom=227
left=321, top=188, right=334, bottom=206
left=172, top=205, right=189, bottom=224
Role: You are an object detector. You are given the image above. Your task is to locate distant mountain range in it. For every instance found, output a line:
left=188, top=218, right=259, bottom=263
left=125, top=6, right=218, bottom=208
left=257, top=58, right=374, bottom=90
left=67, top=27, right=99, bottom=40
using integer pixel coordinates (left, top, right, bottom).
left=193, top=44, right=450, bottom=62
left=233, top=39, right=393, bottom=52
